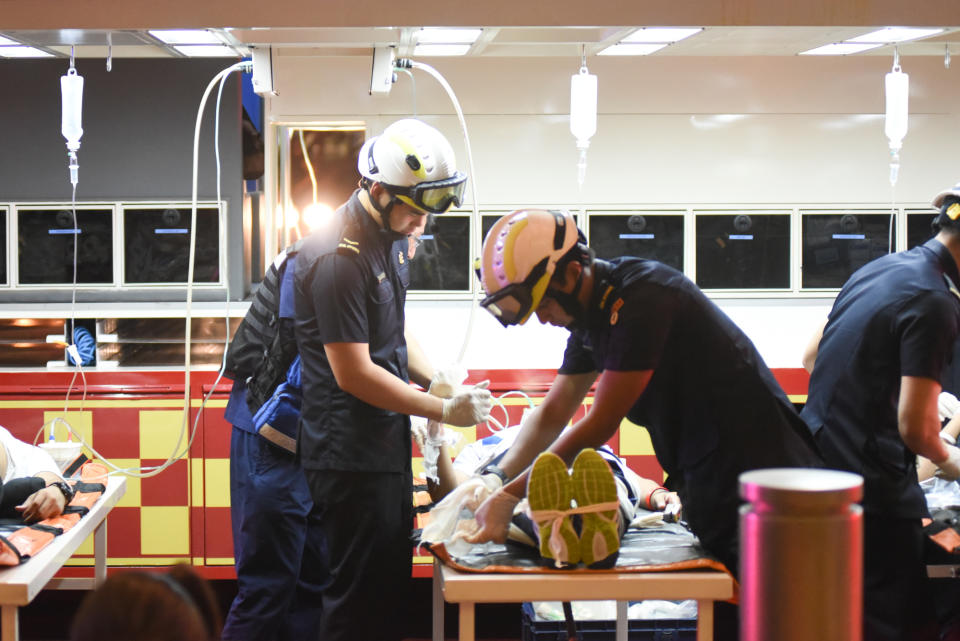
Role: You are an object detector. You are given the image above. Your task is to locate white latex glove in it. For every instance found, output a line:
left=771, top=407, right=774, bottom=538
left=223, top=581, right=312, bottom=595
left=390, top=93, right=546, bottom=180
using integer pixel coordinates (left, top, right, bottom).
left=467, top=473, right=503, bottom=511
left=428, top=364, right=468, bottom=399
left=463, top=487, right=520, bottom=544
left=939, top=392, right=960, bottom=422
left=441, top=380, right=492, bottom=427
left=935, top=444, right=960, bottom=481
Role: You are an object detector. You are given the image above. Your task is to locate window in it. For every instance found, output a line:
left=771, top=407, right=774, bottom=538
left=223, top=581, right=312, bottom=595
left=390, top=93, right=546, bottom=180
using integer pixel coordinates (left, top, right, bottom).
left=408, top=214, right=470, bottom=291
left=695, top=212, right=790, bottom=289
left=906, top=210, right=937, bottom=250
left=0, top=208, right=6, bottom=285
left=588, top=212, right=684, bottom=272
left=17, top=207, right=113, bottom=285
left=123, top=206, right=220, bottom=284
left=801, top=211, right=893, bottom=289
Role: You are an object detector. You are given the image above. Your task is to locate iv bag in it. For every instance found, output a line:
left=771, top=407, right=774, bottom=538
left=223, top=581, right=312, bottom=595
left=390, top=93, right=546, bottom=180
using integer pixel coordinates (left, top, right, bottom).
left=570, top=68, right=597, bottom=148
left=884, top=69, right=908, bottom=152
left=61, top=68, right=84, bottom=151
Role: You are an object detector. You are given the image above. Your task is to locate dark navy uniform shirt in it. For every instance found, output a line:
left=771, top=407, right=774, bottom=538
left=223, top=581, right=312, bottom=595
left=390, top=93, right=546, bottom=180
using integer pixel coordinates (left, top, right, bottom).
left=801, top=238, right=960, bottom=518
left=294, top=191, right=412, bottom=472
left=558, top=258, right=822, bottom=552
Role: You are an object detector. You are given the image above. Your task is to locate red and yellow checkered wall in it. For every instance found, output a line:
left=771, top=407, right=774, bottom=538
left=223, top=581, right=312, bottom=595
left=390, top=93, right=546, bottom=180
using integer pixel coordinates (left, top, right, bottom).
left=0, top=368, right=809, bottom=579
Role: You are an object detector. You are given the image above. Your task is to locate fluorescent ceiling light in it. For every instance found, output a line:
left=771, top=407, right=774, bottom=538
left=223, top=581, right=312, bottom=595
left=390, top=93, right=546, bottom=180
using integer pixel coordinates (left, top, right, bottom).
left=0, top=35, right=21, bottom=46
left=846, top=27, right=943, bottom=43
left=172, top=44, right=238, bottom=58
left=413, top=43, right=471, bottom=56
left=149, top=29, right=221, bottom=45
left=598, top=43, right=669, bottom=56
left=0, top=46, right=53, bottom=58
left=622, top=27, right=702, bottom=43
left=799, top=42, right=883, bottom=55
left=417, top=28, right=481, bottom=44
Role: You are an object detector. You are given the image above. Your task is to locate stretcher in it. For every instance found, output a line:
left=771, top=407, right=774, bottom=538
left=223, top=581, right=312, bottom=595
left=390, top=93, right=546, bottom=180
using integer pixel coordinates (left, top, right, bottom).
left=0, top=476, right=126, bottom=641
left=428, top=524, right=735, bottom=641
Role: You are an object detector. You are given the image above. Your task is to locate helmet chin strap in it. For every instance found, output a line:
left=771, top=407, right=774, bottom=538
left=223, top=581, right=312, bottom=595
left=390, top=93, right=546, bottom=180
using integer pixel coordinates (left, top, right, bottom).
left=365, top=183, right=407, bottom=241
left=546, top=266, right=587, bottom=329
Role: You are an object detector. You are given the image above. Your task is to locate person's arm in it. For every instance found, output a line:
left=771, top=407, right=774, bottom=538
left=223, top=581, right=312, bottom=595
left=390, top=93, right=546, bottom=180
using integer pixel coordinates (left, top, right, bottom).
left=326, top=342, right=445, bottom=420
left=504, top=368, right=654, bottom=497
left=802, top=318, right=827, bottom=374
left=900, top=375, right=951, bottom=468
left=495, top=371, right=598, bottom=480
left=466, top=368, right=653, bottom=544
left=428, top=442, right=471, bottom=502
left=918, top=400, right=960, bottom=481
left=17, top=470, right=68, bottom=522
left=404, top=327, right=434, bottom=390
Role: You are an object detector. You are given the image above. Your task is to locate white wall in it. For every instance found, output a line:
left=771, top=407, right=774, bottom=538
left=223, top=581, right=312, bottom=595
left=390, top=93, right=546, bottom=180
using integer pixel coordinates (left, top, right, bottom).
left=269, top=53, right=960, bottom=371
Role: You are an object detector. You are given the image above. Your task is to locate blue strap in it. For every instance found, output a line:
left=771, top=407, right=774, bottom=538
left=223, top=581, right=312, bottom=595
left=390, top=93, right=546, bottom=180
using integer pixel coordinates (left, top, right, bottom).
left=278, top=254, right=297, bottom=320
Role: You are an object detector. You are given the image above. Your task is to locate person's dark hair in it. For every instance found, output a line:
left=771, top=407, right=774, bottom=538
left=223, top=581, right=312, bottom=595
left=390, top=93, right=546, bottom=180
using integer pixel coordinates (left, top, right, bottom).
left=552, top=232, right=593, bottom=285
left=70, top=564, right=222, bottom=641
left=933, top=195, right=960, bottom=234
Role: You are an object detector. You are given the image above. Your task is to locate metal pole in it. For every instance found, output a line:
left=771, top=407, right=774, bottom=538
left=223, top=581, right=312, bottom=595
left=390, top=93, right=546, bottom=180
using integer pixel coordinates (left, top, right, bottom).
left=740, top=468, right=863, bottom=641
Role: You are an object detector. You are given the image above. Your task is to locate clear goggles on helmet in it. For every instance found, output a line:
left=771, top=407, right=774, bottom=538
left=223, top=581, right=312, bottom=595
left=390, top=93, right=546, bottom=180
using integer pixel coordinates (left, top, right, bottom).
left=384, top=172, right=468, bottom=215
left=477, top=257, right=550, bottom=327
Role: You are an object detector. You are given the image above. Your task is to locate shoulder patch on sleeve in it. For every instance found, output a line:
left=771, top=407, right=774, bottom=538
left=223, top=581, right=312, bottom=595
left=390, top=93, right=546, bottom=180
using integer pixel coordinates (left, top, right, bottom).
left=337, top=236, right=360, bottom=256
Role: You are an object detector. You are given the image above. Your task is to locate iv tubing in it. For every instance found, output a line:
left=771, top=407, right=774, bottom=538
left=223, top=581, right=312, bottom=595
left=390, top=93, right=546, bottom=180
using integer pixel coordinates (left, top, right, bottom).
left=44, top=61, right=250, bottom=477
left=405, top=60, right=481, bottom=364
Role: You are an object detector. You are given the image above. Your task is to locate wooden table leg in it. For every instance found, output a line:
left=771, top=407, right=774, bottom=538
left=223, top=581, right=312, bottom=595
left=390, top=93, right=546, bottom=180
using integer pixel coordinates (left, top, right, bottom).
left=1, top=605, right=18, bottom=641
left=458, top=602, right=475, bottom=641
left=432, top=559, right=443, bottom=641
left=697, top=599, right=714, bottom=641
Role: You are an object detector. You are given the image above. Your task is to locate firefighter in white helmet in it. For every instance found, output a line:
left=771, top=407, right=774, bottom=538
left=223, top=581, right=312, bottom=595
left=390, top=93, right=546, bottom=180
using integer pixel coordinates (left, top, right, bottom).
left=292, top=119, right=490, bottom=641
left=468, top=209, right=821, bottom=639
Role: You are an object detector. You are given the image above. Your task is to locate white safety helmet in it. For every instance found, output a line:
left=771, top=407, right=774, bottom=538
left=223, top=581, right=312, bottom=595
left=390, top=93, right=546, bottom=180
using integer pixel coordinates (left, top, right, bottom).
left=478, top=209, right=581, bottom=326
left=358, top=119, right=467, bottom=214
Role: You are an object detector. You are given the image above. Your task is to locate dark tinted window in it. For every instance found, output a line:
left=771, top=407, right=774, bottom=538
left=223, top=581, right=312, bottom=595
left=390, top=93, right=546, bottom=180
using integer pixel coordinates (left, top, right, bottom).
left=18, top=208, right=113, bottom=284
left=801, top=212, right=893, bottom=288
left=124, top=207, right=220, bottom=283
left=907, top=211, right=937, bottom=250
left=0, top=210, right=6, bottom=285
left=588, top=214, right=684, bottom=272
left=695, top=213, right=790, bottom=289
left=409, top=216, right=470, bottom=291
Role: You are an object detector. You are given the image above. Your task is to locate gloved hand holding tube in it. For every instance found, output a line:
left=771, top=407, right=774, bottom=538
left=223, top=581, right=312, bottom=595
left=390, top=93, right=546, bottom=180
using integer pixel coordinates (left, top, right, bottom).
left=934, top=443, right=960, bottom=481
left=428, top=364, right=468, bottom=399
left=939, top=391, right=960, bottom=423
left=441, top=381, right=492, bottom=427
left=463, top=486, right=520, bottom=544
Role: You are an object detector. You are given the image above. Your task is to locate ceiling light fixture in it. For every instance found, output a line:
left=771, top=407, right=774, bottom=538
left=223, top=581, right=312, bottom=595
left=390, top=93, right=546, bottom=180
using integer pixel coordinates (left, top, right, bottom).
left=799, top=42, right=883, bottom=56
left=621, top=27, right=702, bottom=44
left=846, top=27, right=943, bottom=44
left=597, top=43, right=669, bottom=56
left=412, top=43, right=472, bottom=57
left=0, top=46, right=54, bottom=58
left=416, top=28, right=482, bottom=44
left=172, top=45, right=239, bottom=58
left=149, top=29, right=222, bottom=45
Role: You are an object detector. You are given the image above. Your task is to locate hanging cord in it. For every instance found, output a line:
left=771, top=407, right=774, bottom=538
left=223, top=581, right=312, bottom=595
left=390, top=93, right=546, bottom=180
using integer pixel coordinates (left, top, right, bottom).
left=400, top=59, right=481, bottom=364
left=43, top=61, right=249, bottom=477
left=395, top=67, right=417, bottom=117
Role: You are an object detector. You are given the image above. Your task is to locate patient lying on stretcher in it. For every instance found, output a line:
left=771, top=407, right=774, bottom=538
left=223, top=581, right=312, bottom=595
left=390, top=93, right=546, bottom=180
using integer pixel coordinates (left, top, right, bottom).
left=414, top=421, right=681, bottom=568
left=0, top=425, right=71, bottom=523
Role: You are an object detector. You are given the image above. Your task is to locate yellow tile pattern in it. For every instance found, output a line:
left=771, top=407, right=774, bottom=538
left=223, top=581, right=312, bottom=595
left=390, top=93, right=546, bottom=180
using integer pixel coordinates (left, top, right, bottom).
left=618, top=418, right=655, bottom=456
left=140, top=506, right=190, bottom=555
left=139, top=410, right=191, bottom=460
left=204, top=458, right=230, bottom=508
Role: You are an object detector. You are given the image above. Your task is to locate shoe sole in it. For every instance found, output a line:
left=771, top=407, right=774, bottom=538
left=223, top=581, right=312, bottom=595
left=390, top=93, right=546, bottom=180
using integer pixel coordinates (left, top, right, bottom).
left=527, top=451, right=580, bottom=567
left=571, top=448, right=620, bottom=568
